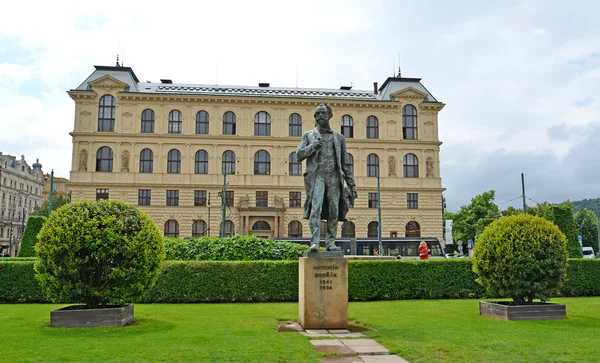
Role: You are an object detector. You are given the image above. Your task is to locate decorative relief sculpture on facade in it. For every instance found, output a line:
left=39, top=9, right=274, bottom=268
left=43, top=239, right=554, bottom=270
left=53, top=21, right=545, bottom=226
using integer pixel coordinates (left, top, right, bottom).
left=121, top=151, right=130, bottom=172
left=274, top=195, right=285, bottom=209
left=388, top=156, right=396, bottom=176
left=426, top=158, right=434, bottom=177
left=79, top=149, right=88, bottom=171
left=238, top=194, right=250, bottom=209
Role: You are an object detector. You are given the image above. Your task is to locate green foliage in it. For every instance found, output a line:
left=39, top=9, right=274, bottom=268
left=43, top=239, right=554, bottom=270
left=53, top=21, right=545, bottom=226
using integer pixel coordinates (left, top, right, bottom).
left=473, top=214, right=568, bottom=304
left=543, top=203, right=583, bottom=258
left=31, top=193, right=70, bottom=217
left=575, top=208, right=599, bottom=250
left=17, top=216, right=47, bottom=257
left=571, top=198, right=600, bottom=214
left=0, top=261, right=47, bottom=302
left=34, top=200, right=165, bottom=308
left=560, top=259, right=600, bottom=296
left=164, top=235, right=309, bottom=261
left=450, top=190, right=500, bottom=244
left=500, top=206, right=523, bottom=217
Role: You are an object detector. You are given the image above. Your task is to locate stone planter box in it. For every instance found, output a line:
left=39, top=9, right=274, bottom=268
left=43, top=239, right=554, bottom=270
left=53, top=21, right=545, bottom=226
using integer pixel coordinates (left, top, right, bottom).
left=50, top=304, right=134, bottom=327
left=480, top=301, right=566, bottom=321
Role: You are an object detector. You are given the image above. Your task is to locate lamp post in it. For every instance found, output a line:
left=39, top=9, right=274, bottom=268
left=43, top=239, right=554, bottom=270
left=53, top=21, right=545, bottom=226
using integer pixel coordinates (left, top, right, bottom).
left=377, top=174, right=382, bottom=256
left=220, top=174, right=227, bottom=238
left=48, top=169, right=54, bottom=217
left=207, top=192, right=211, bottom=237
left=8, top=222, right=13, bottom=257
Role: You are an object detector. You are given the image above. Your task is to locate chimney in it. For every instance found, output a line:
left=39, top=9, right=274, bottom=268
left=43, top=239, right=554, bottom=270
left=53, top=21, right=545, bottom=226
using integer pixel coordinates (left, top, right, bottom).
left=373, top=82, right=378, bottom=95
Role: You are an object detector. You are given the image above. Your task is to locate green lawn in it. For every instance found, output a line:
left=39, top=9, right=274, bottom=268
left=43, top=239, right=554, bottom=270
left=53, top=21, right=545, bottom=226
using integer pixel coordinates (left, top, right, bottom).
left=1, top=298, right=599, bottom=362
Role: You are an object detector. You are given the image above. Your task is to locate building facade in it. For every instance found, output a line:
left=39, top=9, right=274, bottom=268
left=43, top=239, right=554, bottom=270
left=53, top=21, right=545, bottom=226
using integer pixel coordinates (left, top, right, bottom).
left=68, top=65, right=445, bottom=240
left=42, top=174, right=70, bottom=200
left=0, top=153, right=45, bottom=256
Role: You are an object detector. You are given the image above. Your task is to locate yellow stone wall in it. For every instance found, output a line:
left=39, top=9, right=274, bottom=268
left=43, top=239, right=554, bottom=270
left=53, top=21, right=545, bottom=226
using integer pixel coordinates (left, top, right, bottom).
left=68, top=76, right=444, bottom=240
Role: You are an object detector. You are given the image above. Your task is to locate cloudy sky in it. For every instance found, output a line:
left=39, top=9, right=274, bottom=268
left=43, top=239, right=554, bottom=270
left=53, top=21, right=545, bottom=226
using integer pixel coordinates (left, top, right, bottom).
left=1, top=0, right=599, bottom=211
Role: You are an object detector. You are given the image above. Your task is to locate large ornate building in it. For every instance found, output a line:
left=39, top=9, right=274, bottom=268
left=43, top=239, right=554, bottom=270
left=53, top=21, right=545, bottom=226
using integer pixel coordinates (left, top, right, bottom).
left=0, top=153, right=45, bottom=256
left=68, top=65, right=445, bottom=240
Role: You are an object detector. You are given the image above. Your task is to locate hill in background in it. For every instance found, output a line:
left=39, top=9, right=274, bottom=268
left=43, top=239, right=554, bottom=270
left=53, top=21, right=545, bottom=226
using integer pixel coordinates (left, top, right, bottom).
left=571, top=198, right=600, bottom=214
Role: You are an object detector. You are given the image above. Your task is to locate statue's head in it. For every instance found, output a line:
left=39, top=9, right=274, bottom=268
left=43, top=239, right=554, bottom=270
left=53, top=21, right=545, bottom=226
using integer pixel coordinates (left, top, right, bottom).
left=314, top=103, right=333, bottom=128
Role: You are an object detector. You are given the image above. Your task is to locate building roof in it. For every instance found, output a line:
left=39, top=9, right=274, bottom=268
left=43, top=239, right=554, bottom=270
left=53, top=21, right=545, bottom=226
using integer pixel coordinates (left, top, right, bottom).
left=73, top=66, right=441, bottom=104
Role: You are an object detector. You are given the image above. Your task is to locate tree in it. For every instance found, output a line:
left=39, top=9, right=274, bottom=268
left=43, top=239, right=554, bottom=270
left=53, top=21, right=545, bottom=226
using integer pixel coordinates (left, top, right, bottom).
left=542, top=203, right=582, bottom=258
left=575, top=208, right=599, bottom=251
left=501, top=206, right=522, bottom=217
left=31, top=193, right=70, bottom=217
left=473, top=214, right=567, bottom=304
left=35, top=200, right=165, bottom=309
left=451, top=190, right=500, bottom=245
left=17, top=216, right=47, bottom=257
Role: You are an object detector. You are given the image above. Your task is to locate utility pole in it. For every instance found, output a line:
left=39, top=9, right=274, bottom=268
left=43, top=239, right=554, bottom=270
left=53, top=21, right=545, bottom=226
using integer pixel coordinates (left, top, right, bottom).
left=21, top=206, right=25, bottom=247
left=521, top=173, right=527, bottom=213
left=8, top=222, right=13, bottom=257
left=48, top=169, right=54, bottom=217
left=207, top=192, right=211, bottom=237
left=596, top=199, right=600, bottom=254
left=377, top=174, right=382, bottom=256
left=220, top=174, right=227, bottom=238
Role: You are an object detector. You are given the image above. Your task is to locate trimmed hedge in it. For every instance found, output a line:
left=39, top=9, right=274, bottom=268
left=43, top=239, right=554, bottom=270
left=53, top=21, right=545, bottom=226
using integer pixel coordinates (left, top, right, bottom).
left=17, top=216, right=47, bottom=257
left=2, top=259, right=600, bottom=303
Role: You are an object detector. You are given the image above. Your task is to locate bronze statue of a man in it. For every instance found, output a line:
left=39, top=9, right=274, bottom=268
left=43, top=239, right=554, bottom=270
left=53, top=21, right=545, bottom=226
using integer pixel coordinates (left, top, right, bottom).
left=296, top=104, right=357, bottom=252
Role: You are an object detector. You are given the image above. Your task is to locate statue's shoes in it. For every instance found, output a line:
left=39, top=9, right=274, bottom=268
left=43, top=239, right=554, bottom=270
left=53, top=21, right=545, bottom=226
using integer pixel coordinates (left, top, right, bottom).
left=325, top=244, right=341, bottom=251
left=309, top=243, right=319, bottom=252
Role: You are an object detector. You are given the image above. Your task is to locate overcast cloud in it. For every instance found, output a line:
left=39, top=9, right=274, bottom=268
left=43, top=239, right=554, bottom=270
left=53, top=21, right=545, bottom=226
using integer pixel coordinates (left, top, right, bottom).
left=1, top=0, right=599, bottom=211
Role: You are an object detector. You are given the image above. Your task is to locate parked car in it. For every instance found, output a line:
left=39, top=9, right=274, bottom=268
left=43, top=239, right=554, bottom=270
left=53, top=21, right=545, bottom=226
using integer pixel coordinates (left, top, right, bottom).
left=582, top=247, right=595, bottom=259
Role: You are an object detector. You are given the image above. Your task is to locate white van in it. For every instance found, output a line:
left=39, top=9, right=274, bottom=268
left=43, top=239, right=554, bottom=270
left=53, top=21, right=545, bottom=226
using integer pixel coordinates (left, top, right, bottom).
left=582, top=247, right=595, bottom=259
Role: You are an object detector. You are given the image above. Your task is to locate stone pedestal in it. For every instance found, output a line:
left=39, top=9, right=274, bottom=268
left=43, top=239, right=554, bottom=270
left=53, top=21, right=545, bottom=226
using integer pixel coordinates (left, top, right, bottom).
left=299, top=252, right=348, bottom=329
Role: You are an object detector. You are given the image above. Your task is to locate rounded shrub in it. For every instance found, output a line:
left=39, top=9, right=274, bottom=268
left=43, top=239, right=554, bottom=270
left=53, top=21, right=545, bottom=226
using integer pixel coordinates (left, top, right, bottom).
left=34, top=200, right=165, bottom=308
left=17, top=215, right=47, bottom=257
left=472, top=214, right=567, bottom=304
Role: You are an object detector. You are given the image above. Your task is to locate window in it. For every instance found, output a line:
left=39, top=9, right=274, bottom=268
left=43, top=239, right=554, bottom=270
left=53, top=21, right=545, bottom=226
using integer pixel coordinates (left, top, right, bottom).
left=289, top=152, right=301, bottom=175
left=223, top=111, right=236, bottom=135
left=139, top=149, right=153, bottom=173
left=96, top=146, right=113, bottom=172
left=192, top=220, right=207, bottom=237
left=195, top=150, right=208, bottom=174
left=368, top=221, right=378, bottom=238
left=166, top=190, right=179, bottom=206
left=141, top=109, right=155, bottom=133
left=252, top=221, right=271, bottom=230
left=288, top=220, right=303, bottom=237
left=402, top=105, right=418, bottom=140
left=225, top=191, right=234, bottom=207
left=164, top=220, right=179, bottom=237
left=196, top=110, right=209, bottom=134
left=346, top=153, right=354, bottom=176
left=289, top=192, right=301, bottom=208
left=194, top=190, right=207, bottom=206
left=366, top=115, right=379, bottom=139
left=98, top=95, right=116, bottom=132
left=96, top=188, right=109, bottom=201
left=221, top=220, right=235, bottom=237
left=406, top=221, right=421, bottom=237
left=407, top=193, right=418, bottom=209
left=403, top=153, right=419, bottom=178
left=368, top=192, right=378, bottom=208
left=367, top=154, right=379, bottom=177
left=289, top=113, right=302, bottom=136
left=167, top=149, right=181, bottom=174
left=254, top=111, right=271, bottom=136
left=341, top=221, right=355, bottom=238
left=341, top=115, right=353, bottom=138
left=168, top=110, right=182, bottom=134
left=256, top=191, right=268, bottom=207
left=222, top=150, right=236, bottom=174
left=254, top=150, right=270, bottom=175
left=138, top=189, right=151, bottom=206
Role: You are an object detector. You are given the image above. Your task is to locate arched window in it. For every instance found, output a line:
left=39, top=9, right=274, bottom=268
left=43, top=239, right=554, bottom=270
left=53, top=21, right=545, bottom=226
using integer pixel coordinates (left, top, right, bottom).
left=254, top=111, right=271, bottom=136
left=192, top=220, right=207, bottom=237
left=402, top=105, right=417, bottom=140
left=167, top=149, right=181, bottom=174
left=366, top=115, right=379, bottom=139
left=341, top=115, right=353, bottom=138
left=367, top=154, right=379, bottom=177
left=254, top=150, right=271, bottom=175
left=98, top=95, right=116, bottom=132
left=168, top=110, right=182, bottom=134
left=223, top=111, right=236, bottom=135
left=222, top=150, right=236, bottom=174
left=252, top=221, right=271, bottom=230
left=164, top=219, right=179, bottom=238
left=406, top=221, right=421, bottom=237
left=221, top=220, right=235, bottom=237
left=289, top=113, right=302, bottom=136
left=346, top=153, right=354, bottom=176
left=368, top=221, right=378, bottom=238
left=96, top=146, right=113, bottom=172
left=403, top=153, right=419, bottom=178
left=141, top=109, right=155, bottom=133
left=288, top=220, right=303, bottom=238
left=289, top=152, right=301, bottom=176
left=139, top=148, right=153, bottom=173
left=196, top=110, right=209, bottom=134
left=341, top=221, right=355, bottom=238
left=195, top=150, right=208, bottom=174
left=320, top=221, right=327, bottom=238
